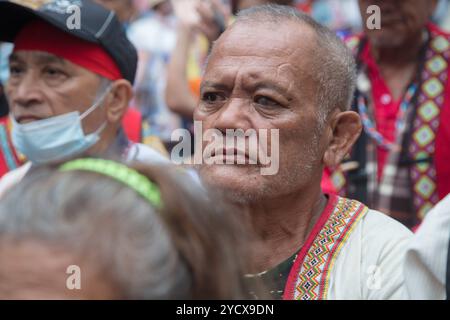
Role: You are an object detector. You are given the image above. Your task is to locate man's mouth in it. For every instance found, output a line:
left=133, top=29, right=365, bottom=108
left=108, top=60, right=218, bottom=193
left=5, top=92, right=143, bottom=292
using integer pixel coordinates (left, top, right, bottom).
left=380, top=15, right=404, bottom=27
left=16, top=115, right=44, bottom=124
left=207, top=147, right=258, bottom=165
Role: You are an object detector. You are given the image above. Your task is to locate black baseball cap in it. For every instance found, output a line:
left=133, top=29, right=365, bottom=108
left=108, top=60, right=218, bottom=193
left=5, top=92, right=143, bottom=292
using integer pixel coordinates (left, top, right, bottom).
left=0, top=0, right=138, bottom=84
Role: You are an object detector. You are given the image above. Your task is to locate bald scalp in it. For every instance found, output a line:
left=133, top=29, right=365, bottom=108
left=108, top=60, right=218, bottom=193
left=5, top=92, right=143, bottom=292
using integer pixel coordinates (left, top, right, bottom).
left=225, top=5, right=357, bottom=123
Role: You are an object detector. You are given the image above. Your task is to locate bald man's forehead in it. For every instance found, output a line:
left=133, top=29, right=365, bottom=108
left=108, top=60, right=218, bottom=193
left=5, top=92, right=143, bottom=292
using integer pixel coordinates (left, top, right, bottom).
left=206, top=21, right=319, bottom=91
left=211, top=20, right=317, bottom=68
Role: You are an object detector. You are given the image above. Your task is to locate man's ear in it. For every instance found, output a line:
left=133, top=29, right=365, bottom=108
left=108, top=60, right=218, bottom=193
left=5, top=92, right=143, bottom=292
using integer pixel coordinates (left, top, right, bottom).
left=104, top=79, right=133, bottom=124
left=323, top=111, right=362, bottom=167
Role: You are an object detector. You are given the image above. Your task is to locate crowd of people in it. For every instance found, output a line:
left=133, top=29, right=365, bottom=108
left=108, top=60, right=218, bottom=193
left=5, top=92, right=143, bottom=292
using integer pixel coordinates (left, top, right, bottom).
left=0, top=0, right=449, bottom=300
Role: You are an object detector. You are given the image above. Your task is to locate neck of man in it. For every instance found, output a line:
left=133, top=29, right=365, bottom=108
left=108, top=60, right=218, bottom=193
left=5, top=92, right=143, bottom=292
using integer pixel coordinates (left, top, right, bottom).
left=86, top=126, right=118, bottom=157
left=244, top=183, right=328, bottom=274
left=369, top=29, right=427, bottom=99
left=370, top=29, right=426, bottom=68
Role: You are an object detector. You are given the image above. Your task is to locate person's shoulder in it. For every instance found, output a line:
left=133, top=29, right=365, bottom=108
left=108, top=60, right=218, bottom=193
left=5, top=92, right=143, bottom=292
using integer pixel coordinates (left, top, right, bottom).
left=337, top=196, right=412, bottom=240
left=410, top=194, right=450, bottom=246
left=0, top=162, right=31, bottom=198
left=361, top=208, right=413, bottom=241
left=328, top=196, right=412, bottom=250
left=126, top=143, right=203, bottom=186
left=0, top=162, right=31, bottom=181
left=126, top=143, right=171, bottom=165
left=326, top=198, right=411, bottom=299
left=365, top=208, right=412, bottom=233
left=353, top=206, right=413, bottom=265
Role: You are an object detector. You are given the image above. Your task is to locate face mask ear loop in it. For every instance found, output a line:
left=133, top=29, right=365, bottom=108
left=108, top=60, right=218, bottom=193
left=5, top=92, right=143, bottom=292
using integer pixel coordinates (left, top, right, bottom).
left=80, top=85, right=112, bottom=121
left=92, top=121, right=108, bottom=136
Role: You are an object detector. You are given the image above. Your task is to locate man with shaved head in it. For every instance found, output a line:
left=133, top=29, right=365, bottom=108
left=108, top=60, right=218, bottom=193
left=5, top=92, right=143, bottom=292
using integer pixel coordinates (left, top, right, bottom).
left=195, top=4, right=412, bottom=300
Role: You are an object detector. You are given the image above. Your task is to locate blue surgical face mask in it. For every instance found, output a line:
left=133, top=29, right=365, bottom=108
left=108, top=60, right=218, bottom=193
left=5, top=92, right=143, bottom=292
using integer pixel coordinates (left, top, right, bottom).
left=11, top=88, right=110, bottom=165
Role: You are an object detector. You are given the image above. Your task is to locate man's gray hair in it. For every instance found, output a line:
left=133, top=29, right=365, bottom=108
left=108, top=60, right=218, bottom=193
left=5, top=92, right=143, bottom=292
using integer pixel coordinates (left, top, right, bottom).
left=235, top=4, right=357, bottom=122
left=0, top=164, right=255, bottom=299
left=0, top=167, right=190, bottom=299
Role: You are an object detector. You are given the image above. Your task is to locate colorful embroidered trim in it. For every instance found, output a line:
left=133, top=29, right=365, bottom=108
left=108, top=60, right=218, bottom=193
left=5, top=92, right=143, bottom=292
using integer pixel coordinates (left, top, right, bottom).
left=409, top=30, right=450, bottom=219
left=287, top=196, right=368, bottom=300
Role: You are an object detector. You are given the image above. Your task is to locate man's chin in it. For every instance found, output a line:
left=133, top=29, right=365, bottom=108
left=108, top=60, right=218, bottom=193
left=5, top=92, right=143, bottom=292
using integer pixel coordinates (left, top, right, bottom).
left=199, top=164, right=264, bottom=204
left=367, top=29, right=406, bottom=49
left=200, top=163, right=261, bottom=176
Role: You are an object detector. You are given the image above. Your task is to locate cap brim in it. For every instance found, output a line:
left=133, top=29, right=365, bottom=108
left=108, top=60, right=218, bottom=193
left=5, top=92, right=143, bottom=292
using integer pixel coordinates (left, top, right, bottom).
left=0, top=0, right=97, bottom=44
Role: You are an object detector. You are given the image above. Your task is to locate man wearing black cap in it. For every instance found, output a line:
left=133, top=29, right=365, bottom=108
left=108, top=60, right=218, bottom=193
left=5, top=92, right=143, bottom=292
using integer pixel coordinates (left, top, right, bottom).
left=0, top=0, right=168, bottom=196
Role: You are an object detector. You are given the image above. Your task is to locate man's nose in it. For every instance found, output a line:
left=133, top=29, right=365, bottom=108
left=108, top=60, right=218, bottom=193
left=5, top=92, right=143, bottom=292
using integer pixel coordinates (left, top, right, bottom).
left=213, top=98, right=253, bottom=133
left=8, top=73, right=44, bottom=109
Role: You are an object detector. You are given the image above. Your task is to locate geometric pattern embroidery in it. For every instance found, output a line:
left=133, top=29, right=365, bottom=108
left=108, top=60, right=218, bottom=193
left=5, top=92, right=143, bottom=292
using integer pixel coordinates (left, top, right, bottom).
left=431, top=35, right=450, bottom=52
left=413, top=125, right=435, bottom=147
left=418, top=203, right=434, bottom=220
left=426, top=56, right=447, bottom=74
left=409, top=30, right=450, bottom=220
left=423, top=78, right=444, bottom=98
left=293, top=197, right=368, bottom=300
left=418, top=101, right=440, bottom=122
left=415, top=151, right=431, bottom=173
left=414, top=175, right=436, bottom=199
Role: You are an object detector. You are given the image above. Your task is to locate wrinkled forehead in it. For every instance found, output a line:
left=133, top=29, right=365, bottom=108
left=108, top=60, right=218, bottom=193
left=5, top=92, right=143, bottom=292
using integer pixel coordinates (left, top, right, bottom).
left=213, top=20, right=316, bottom=59
left=10, top=50, right=68, bottom=66
left=9, top=51, right=100, bottom=81
left=206, top=21, right=317, bottom=77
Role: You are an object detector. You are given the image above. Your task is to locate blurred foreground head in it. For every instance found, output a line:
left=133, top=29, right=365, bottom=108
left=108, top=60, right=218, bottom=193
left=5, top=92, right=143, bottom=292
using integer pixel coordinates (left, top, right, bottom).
left=0, top=160, right=253, bottom=299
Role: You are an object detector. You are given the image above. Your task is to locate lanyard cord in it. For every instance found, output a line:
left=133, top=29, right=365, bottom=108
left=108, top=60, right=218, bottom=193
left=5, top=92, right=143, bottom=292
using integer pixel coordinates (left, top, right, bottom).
left=354, top=33, right=429, bottom=151
left=357, top=84, right=418, bottom=151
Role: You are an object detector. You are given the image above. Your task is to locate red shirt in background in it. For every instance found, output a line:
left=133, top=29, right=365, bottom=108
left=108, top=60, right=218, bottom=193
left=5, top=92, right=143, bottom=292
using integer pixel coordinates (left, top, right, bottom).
left=359, top=42, right=401, bottom=181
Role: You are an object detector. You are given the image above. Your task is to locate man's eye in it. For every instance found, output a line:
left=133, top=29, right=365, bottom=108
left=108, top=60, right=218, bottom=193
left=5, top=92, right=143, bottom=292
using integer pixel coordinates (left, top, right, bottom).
left=202, top=92, right=225, bottom=103
left=44, top=67, right=64, bottom=77
left=254, top=96, right=279, bottom=107
left=9, top=65, right=24, bottom=76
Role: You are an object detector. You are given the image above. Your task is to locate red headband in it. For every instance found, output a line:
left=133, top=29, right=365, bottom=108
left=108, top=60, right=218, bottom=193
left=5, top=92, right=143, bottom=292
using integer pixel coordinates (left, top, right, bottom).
left=13, top=19, right=122, bottom=81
